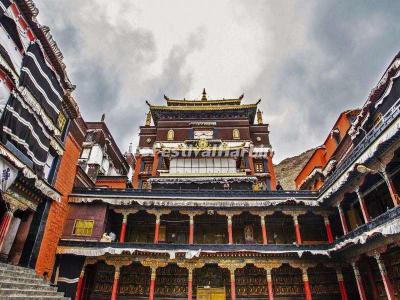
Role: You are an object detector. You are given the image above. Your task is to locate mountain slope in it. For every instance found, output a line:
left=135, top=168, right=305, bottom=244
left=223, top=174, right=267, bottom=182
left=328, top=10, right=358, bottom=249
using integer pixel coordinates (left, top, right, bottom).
left=274, top=148, right=315, bottom=190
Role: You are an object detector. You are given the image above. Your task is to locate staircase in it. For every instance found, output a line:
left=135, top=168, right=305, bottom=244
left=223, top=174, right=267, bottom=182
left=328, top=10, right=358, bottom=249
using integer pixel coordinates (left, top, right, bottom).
left=0, top=263, right=70, bottom=299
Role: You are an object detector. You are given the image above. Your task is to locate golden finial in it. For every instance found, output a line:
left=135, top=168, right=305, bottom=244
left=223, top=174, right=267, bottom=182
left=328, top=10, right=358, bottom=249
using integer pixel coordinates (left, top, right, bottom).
left=145, top=111, right=152, bottom=126
left=257, top=109, right=263, bottom=125
left=201, top=88, right=207, bottom=101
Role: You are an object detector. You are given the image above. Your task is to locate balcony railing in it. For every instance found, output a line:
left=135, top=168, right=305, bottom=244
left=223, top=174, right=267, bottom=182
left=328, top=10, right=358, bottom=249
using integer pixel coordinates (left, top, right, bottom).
left=72, top=187, right=319, bottom=199
left=320, top=98, right=400, bottom=194
left=58, top=206, right=400, bottom=254
left=333, top=205, right=400, bottom=248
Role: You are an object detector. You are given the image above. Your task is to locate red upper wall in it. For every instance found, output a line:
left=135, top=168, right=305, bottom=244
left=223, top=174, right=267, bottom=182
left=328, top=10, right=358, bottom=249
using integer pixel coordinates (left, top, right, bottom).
left=295, top=110, right=359, bottom=190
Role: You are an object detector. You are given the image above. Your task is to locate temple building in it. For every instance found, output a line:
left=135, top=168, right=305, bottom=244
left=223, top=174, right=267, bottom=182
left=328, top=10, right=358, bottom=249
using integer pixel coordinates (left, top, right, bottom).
left=0, top=1, right=399, bottom=300
left=56, top=57, right=399, bottom=300
left=132, top=90, right=276, bottom=191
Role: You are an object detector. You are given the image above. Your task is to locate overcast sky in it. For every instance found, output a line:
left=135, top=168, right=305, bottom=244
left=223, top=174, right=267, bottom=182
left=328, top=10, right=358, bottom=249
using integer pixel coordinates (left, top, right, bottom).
left=35, top=0, right=400, bottom=162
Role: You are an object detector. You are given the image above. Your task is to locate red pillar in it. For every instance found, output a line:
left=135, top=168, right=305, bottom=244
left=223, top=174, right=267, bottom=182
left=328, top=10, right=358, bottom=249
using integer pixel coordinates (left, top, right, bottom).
left=352, top=263, right=367, bottom=300
left=119, top=214, right=128, bottom=243
left=74, top=266, right=86, bottom=300
left=302, top=269, right=312, bottom=300
left=154, top=215, right=160, bottom=244
left=375, top=255, right=396, bottom=300
left=111, top=266, right=120, bottom=300
left=261, top=215, right=268, bottom=245
left=230, top=271, right=236, bottom=300
left=383, top=171, right=399, bottom=207
left=248, top=155, right=255, bottom=176
left=266, top=269, right=274, bottom=300
left=189, top=215, right=194, bottom=245
left=293, top=215, right=302, bottom=245
left=188, top=269, right=193, bottom=300
left=356, top=190, right=371, bottom=223
left=324, top=215, right=334, bottom=243
left=133, top=155, right=142, bottom=189
left=336, top=269, right=348, bottom=300
left=227, top=215, right=233, bottom=244
left=149, top=268, right=156, bottom=300
left=0, top=211, right=13, bottom=249
left=338, top=205, right=349, bottom=235
left=151, top=151, right=159, bottom=177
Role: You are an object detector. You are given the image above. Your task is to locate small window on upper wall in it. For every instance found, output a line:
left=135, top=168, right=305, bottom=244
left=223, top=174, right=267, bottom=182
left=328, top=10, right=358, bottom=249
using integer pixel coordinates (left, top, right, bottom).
left=255, top=161, right=264, bottom=173
left=233, top=129, right=240, bottom=140
left=43, top=151, right=56, bottom=181
left=167, top=129, right=175, bottom=141
left=72, top=219, right=94, bottom=236
left=81, top=148, right=90, bottom=159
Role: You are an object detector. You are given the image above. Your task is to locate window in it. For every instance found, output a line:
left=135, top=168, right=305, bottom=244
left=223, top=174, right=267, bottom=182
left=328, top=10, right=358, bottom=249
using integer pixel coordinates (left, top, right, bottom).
left=57, top=112, right=67, bottom=132
left=72, top=219, right=94, bottom=236
left=233, top=129, right=240, bottom=140
left=143, top=162, right=152, bottom=174
left=167, top=129, right=175, bottom=141
left=81, top=148, right=90, bottom=159
left=43, top=152, right=56, bottom=181
left=194, top=130, right=213, bottom=140
left=255, top=161, right=264, bottom=173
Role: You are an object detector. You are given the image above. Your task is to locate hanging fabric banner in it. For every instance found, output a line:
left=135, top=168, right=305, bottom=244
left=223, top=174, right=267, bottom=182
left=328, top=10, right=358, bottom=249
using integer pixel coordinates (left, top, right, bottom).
left=0, top=156, right=17, bottom=191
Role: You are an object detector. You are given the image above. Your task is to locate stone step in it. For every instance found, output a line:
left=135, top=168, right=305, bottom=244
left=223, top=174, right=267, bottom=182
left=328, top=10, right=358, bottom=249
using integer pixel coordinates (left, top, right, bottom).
left=0, top=288, right=64, bottom=297
left=0, top=268, right=42, bottom=278
left=0, top=263, right=36, bottom=275
left=0, top=281, right=58, bottom=291
left=0, top=274, right=44, bottom=284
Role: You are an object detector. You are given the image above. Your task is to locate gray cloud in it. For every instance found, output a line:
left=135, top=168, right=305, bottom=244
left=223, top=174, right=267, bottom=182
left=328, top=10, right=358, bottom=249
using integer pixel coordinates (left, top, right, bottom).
left=35, top=0, right=400, bottom=162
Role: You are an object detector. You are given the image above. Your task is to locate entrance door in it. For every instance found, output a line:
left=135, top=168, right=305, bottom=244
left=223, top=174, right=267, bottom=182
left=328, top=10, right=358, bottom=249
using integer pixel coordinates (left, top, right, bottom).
left=197, top=287, right=226, bottom=300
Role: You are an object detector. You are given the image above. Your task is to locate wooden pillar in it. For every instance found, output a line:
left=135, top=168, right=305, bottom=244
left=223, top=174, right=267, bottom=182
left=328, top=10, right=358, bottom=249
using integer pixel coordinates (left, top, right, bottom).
left=383, top=170, right=399, bottom=207
left=261, top=215, right=268, bottom=245
left=0, top=211, right=13, bottom=250
left=230, top=269, right=236, bottom=300
left=336, top=269, right=348, bottom=300
left=302, top=268, right=312, bottom=300
left=266, top=268, right=274, bottom=300
left=119, top=213, right=128, bottom=243
left=189, top=215, right=194, bottom=245
left=338, top=204, right=349, bottom=235
left=151, top=151, right=159, bottom=177
left=293, top=215, right=302, bottom=245
left=133, top=155, right=142, bottom=189
left=154, top=214, right=160, bottom=244
left=227, top=215, right=233, bottom=244
left=323, top=215, right=334, bottom=243
left=248, top=155, right=255, bottom=176
left=267, top=153, right=277, bottom=191
left=149, top=267, right=156, bottom=300
left=352, top=262, right=367, bottom=300
left=188, top=268, right=193, bottom=300
left=74, top=265, right=86, bottom=300
left=356, top=190, right=370, bottom=223
left=111, top=266, right=120, bottom=300
left=375, top=254, right=396, bottom=300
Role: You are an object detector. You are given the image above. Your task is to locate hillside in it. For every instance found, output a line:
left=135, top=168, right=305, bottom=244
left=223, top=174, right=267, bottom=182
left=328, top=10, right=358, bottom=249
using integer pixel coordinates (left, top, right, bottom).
left=274, top=148, right=315, bottom=190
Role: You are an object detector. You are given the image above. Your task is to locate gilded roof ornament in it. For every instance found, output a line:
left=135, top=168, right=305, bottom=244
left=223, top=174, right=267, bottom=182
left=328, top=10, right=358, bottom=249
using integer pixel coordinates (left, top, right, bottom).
left=145, top=111, right=152, bottom=126
left=257, top=109, right=263, bottom=125
left=201, top=88, right=207, bottom=101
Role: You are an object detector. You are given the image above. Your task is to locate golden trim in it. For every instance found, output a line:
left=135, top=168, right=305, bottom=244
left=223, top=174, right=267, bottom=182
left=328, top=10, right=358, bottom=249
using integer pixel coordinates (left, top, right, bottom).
left=149, top=104, right=258, bottom=111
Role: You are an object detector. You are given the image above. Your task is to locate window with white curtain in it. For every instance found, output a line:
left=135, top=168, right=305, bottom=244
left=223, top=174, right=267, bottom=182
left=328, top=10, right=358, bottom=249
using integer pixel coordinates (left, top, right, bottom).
left=169, top=158, right=237, bottom=174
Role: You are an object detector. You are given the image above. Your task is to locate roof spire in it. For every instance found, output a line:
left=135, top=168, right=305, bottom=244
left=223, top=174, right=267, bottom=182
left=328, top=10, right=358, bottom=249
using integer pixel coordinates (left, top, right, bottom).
left=257, top=109, right=263, bottom=125
left=201, top=88, right=207, bottom=101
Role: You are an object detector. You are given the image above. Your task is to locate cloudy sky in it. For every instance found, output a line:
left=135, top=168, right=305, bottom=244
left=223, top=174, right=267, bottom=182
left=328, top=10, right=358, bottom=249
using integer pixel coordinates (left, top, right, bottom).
left=35, top=0, right=400, bottom=162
